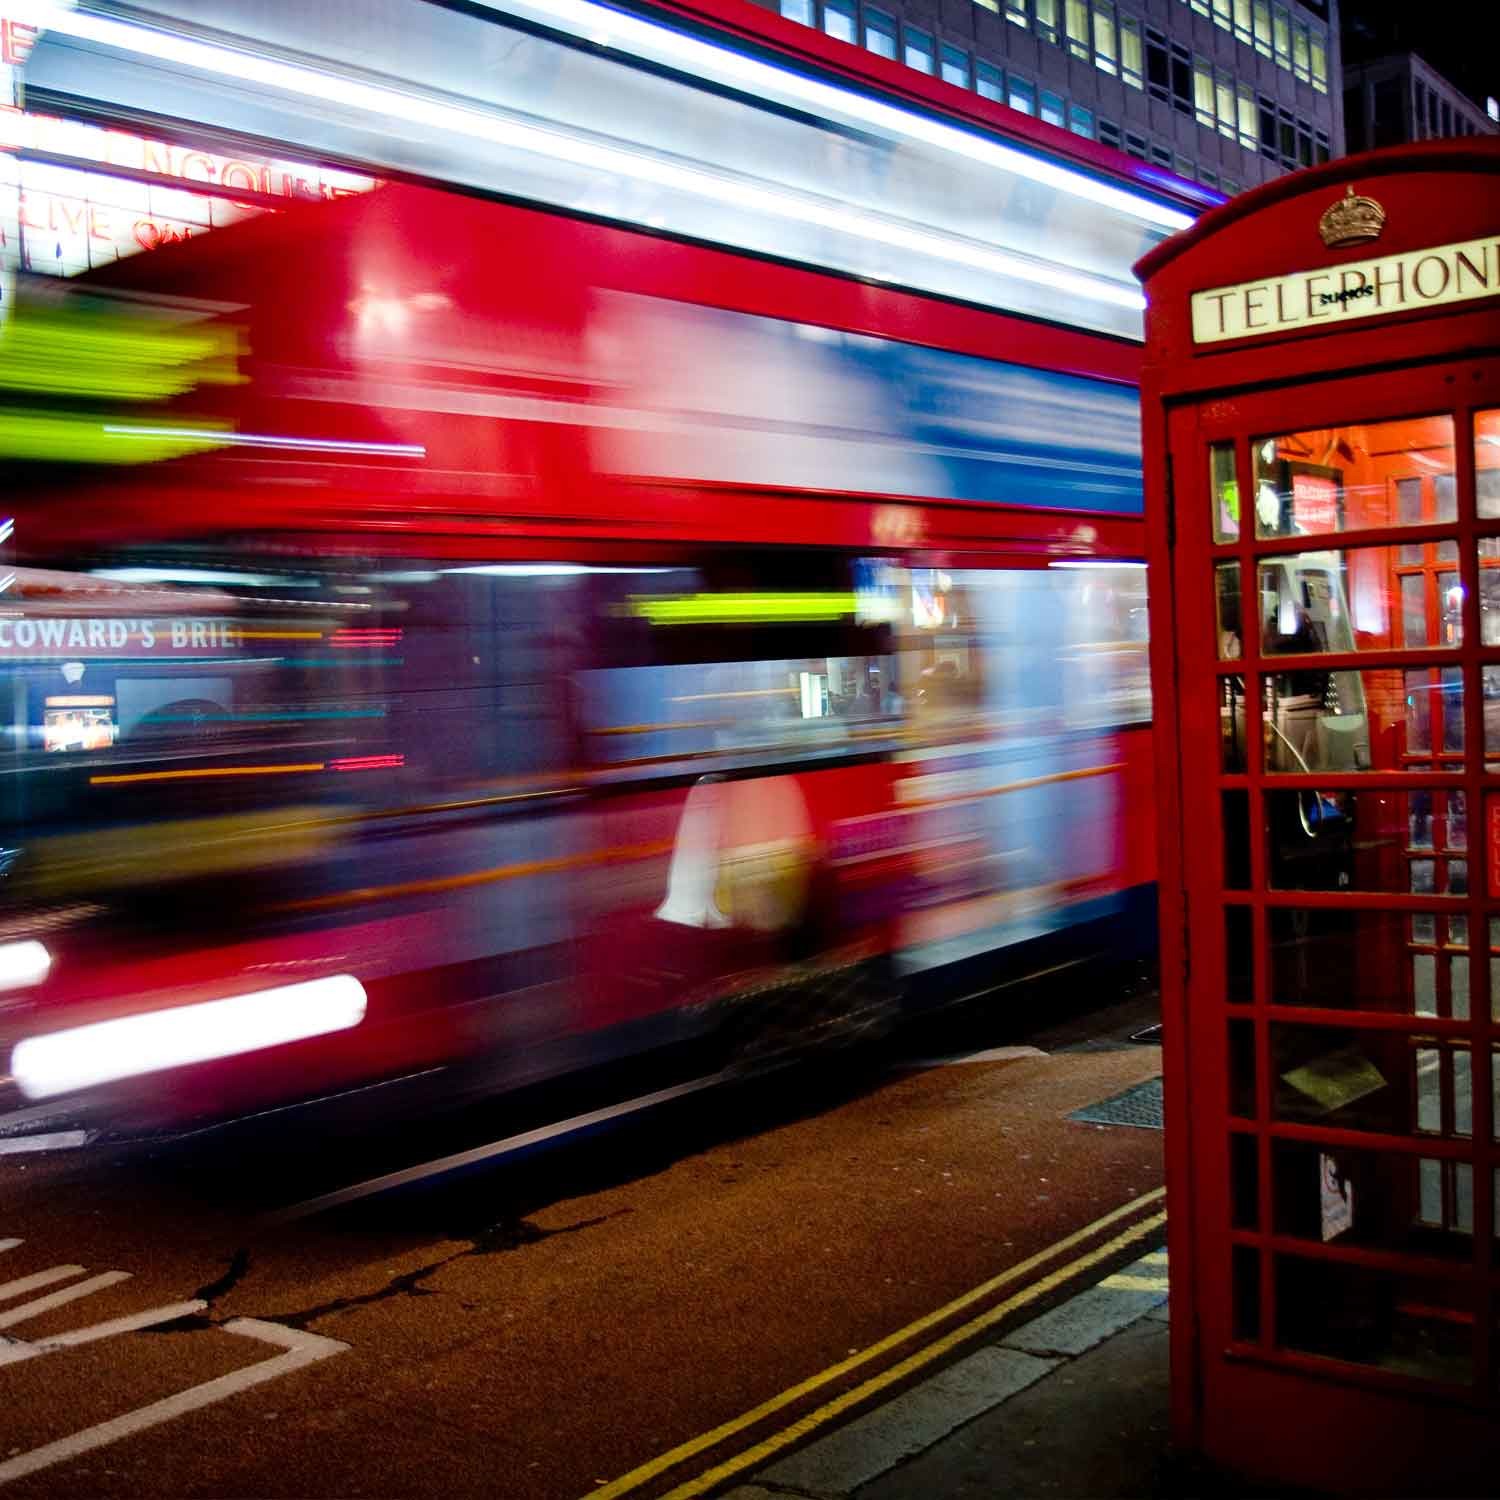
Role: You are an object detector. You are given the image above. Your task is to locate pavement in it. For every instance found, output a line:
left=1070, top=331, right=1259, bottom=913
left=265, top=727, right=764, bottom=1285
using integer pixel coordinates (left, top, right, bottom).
left=715, top=1244, right=1291, bottom=1500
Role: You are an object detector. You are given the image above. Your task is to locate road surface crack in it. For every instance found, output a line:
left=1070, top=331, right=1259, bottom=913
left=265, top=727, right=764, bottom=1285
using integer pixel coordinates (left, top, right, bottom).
left=259, top=1209, right=625, bottom=1330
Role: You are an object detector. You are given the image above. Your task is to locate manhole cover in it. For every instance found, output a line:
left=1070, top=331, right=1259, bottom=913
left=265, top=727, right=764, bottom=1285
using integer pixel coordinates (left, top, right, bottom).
left=1068, top=1076, right=1164, bottom=1130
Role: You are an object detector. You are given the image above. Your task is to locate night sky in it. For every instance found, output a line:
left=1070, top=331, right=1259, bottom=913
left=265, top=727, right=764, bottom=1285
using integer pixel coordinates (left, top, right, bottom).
left=1341, top=0, right=1499, bottom=116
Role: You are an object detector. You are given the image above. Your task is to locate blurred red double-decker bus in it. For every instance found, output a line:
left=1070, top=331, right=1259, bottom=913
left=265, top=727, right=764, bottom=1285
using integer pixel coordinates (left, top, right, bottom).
left=0, top=0, right=1201, bottom=1130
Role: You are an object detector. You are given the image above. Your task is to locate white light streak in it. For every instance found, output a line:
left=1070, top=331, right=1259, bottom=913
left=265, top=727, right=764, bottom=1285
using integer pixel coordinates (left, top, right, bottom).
left=481, top=0, right=1193, bottom=232
left=1048, top=558, right=1148, bottom=569
left=0, top=941, right=51, bottom=993
left=10, top=974, right=368, bottom=1100
left=100, top=426, right=426, bottom=457
left=14, top=4, right=1149, bottom=313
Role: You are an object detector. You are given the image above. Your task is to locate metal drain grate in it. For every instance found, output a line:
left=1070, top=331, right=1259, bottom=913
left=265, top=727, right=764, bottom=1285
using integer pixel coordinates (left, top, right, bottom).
left=1068, top=1076, right=1164, bottom=1130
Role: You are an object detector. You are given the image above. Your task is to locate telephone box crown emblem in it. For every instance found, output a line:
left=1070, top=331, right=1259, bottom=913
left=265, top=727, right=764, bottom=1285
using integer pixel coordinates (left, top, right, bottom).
left=1318, top=185, right=1386, bottom=249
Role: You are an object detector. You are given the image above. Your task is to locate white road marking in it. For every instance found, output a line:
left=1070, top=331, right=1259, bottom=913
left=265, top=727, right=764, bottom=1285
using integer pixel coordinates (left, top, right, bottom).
left=0, top=1265, right=83, bottom=1302
left=0, top=1270, right=131, bottom=1329
left=904, top=1045, right=1049, bottom=1068
left=0, top=1131, right=93, bottom=1154
left=271, top=1070, right=732, bottom=1222
left=0, top=1318, right=348, bottom=1485
left=0, top=1300, right=207, bottom=1368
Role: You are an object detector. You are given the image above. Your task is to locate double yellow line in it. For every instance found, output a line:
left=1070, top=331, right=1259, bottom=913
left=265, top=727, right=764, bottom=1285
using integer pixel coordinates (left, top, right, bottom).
left=588, top=1186, right=1167, bottom=1500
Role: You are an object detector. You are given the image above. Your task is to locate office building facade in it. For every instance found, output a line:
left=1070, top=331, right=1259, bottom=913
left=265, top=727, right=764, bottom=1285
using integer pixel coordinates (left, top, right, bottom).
left=754, top=0, right=1342, bottom=196
left=1343, top=52, right=1498, bottom=154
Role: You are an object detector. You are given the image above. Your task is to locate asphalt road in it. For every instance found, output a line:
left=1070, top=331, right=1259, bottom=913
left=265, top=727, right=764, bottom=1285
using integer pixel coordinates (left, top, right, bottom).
left=0, top=977, right=1164, bottom=1499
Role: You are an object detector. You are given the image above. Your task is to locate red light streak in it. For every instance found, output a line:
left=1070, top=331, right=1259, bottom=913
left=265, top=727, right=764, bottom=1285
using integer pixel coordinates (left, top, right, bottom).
left=329, top=754, right=405, bottom=772
left=329, top=629, right=403, bottom=648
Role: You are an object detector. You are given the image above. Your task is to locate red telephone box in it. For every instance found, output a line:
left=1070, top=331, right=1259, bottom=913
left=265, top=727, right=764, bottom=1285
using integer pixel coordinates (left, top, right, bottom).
left=1138, top=140, right=1500, bottom=1493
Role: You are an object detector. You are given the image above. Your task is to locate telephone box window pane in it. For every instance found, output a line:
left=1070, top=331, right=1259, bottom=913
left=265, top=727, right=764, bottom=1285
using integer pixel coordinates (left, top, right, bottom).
left=1454, top=1051, right=1473, bottom=1136
left=1264, top=670, right=1370, bottom=774
left=1413, top=953, right=1437, bottom=1015
left=1231, top=1132, right=1258, bottom=1227
left=1267, top=790, right=1471, bottom=893
left=1272, top=1142, right=1473, bottom=1258
left=1229, top=1017, right=1256, bottom=1118
left=1226, top=905, right=1253, bottom=1002
left=1211, top=441, right=1239, bottom=542
left=1402, top=576, right=1429, bottom=648
left=1269, top=908, right=1450, bottom=1014
left=1220, top=675, right=1246, bottom=770
left=1483, top=667, right=1500, bottom=764
left=1452, top=956, right=1471, bottom=1020
left=1273, top=1024, right=1445, bottom=1137
left=1478, top=539, right=1500, bottom=642
left=1419, top=1157, right=1443, bottom=1223
left=1258, top=547, right=1457, bottom=659
left=1232, top=1247, right=1260, bottom=1340
left=1218, top=561, right=1242, bottom=660
left=1253, top=417, right=1456, bottom=540
left=1477, top=410, right=1500, bottom=517
left=1224, top=789, right=1250, bottom=889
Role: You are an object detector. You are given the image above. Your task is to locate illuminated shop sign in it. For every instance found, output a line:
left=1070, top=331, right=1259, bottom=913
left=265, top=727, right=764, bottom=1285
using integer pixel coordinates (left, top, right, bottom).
left=1191, top=236, right=1500, bottom=344
left=0, top=111, right=375, bottom=276
left=0, top=618, right=243, bottom=655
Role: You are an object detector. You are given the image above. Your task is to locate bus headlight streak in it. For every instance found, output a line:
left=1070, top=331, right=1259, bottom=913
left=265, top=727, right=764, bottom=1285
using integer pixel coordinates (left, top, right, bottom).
left=9, top=974, right=367, bottom=1100
left=0, top=940, right=51, bottom=993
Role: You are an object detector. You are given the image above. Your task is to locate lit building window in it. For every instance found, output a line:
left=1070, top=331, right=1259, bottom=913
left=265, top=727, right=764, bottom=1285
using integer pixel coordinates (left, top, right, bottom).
left=1272, top=3, right=1290, bottom=70
left=779, top=0, right=814, bottom=25
left=1189, top=0, right=1208, bottom=16
left=1120, top=15, right=1143, bottom=87
left=1069, top=102, right=1095, bottom=138
left=904, top=25, right=934, bottom=73
left=974, top=0, right=999, bottom=12
left=1292, top=20, right=1310, bottom=82
left=1092, top=2, right=1116, bottom=74
left=1065, top=0, right=1089, bottom=60
left=1232, top=0, right=1251, bottom=44
left=1008, top=74, right=1037, bottom=113
left=1005, top=0, right=1029, bottom=28
left=1194, top=56, right=1215, bottom=126
left=1211, top=0, right=1231, bottom=30
left=1310, top=32, right=1327, bottom=94
left=1237, top=82, right=1257, bottom=148
left=976, top=59, right=1004, bottom=99
left=1040, top=88, right=1066, bottom=126
left=1216, top=70, right=1235, bottom=138
left=940, top=42, right=971, bottom=87
left=1033, top=0, right=1058, bottom=44
left=1252, top=0, right=1271, bottom=58
left=822, top=0, right=856, bottom=45
left=863, top=5, right=897, bottom=57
